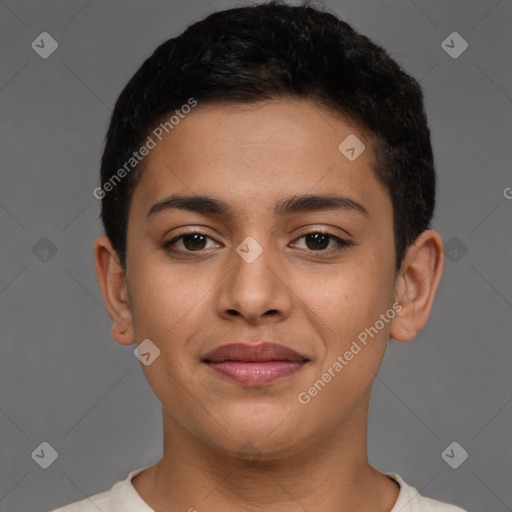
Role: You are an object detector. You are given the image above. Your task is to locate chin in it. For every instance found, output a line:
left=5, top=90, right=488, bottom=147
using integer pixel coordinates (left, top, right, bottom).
left=200, top=402, right=310, bottom=458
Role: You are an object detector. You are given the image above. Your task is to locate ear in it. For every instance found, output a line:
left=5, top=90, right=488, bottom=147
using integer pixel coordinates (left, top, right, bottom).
left=93, top=235, right=135, bottom=346
left=390, top=229, right=444, bottom=342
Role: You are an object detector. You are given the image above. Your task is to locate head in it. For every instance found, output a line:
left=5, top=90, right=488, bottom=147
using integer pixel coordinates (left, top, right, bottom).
left=94, top=1, right=443, bottom=461
left=97, top=2, right=436, bottom=274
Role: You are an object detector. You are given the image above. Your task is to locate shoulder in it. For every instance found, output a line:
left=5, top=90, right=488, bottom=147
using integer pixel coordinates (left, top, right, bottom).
left=389, top=473, right=470, bottom=512
left=47, top=489, right=111, bottom=512
left=416, top=496, right=469, bottom=511
left=46, top=465, right=153, bottom=512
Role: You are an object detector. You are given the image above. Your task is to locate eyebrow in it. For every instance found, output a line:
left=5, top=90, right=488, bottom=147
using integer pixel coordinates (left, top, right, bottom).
left=147, top=193, right=369, bottom=219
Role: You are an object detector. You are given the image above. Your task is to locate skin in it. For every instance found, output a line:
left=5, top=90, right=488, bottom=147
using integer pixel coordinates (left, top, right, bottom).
left=94, top=98, right=444, bottom=512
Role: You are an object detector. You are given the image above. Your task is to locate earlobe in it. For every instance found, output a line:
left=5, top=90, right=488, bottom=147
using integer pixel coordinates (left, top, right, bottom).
left=389, top=229, right=444, bottom=343
left=93, top=235, right=136, bottom=346
left=111, top=323, right=133, bottom=345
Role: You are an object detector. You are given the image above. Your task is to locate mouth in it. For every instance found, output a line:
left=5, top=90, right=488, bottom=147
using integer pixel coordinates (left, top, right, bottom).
left=202, top=342, right=309, bottom=386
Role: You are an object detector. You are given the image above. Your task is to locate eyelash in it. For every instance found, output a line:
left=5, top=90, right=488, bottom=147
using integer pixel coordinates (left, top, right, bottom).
left=162, top=230, right=352, bottom=255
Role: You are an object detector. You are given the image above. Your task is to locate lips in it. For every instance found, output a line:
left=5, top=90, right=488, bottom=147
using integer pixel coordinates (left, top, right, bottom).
left=203, top=342, right=309, bottom=386
left=204, top=342, right=307, bottom=363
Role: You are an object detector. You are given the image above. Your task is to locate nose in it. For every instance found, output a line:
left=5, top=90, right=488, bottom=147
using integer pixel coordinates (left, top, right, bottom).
left=215, top=239, right=293, bottom=325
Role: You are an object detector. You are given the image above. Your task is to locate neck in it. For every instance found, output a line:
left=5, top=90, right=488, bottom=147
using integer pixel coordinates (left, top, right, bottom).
left=132, top=397, right=399, bottom=512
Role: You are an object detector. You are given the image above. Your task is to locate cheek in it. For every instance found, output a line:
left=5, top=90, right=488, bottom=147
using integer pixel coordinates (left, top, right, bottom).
left=309, top=262, right=391, bottom=330
left=128, top=267, right=206, bottom=401
left=129, top=262, right=203, bottom=341
left=310, top=259, right=395, bottom=373
left=296, top=267, right=394, bottom=419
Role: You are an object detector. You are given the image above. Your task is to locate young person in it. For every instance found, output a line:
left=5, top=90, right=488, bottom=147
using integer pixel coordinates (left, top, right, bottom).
left=51, top=1, right=469, bottom=510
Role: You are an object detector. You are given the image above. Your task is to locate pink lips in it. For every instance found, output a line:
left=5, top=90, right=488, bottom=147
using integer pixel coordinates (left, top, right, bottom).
left=203, top=342, right=308, bottom=386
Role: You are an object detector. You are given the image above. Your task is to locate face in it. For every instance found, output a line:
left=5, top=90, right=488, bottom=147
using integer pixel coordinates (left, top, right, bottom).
left=115, top=99, right=400, bottom=459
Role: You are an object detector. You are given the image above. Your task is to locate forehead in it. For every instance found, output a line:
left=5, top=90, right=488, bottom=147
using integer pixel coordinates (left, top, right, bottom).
left=130, top=98, right=390, bottom=220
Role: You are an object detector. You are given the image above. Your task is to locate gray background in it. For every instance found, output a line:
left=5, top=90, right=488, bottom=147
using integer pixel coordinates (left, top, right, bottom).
left=0, top=0, right=511, bottom=511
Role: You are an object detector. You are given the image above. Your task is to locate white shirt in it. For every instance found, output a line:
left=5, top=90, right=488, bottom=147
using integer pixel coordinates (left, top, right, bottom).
left=49, top=465, right=469, bottom=512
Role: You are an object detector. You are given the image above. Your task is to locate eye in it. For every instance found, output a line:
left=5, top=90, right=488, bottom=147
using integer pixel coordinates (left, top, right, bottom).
left=163, top=231, right=221, bottom=253
left=291, top=231, right=351, bottom=252
left=163, top=230, right=352, bottom=255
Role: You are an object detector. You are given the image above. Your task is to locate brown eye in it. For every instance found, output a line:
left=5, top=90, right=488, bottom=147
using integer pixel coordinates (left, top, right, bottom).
left=291, top=231, right=352, bottom=253
left=163, top=231, right=220, bottom=253
left=181, top=233, right=207, bottom=251
left=304, top=233, right=330, bottom=250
